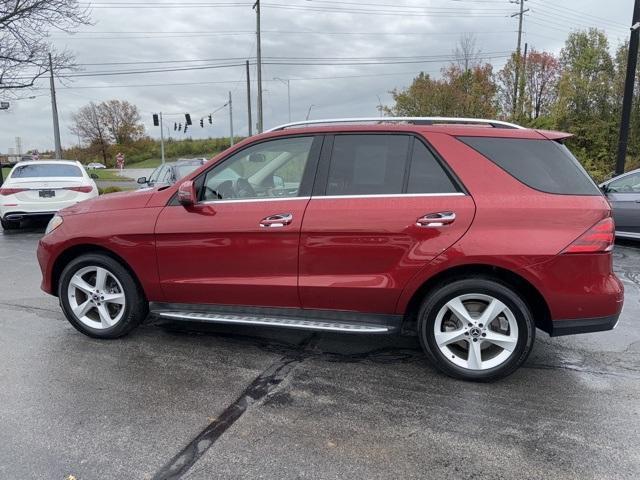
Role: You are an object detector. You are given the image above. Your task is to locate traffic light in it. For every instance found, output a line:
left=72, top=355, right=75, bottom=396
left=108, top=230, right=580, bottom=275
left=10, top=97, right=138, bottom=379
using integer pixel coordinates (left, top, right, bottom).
left=208, top=114, right=212, bottom=124
left=184, top=124, right=188, bottom=134
left=200, top=118, right=204, bottom=128
left=185, top=113, right=192, bottom=126
left=174, top=122, right=177, bottom=131
left=178, top=123, right=182, bottom=131
left=152, top=114, right=159, bottom=126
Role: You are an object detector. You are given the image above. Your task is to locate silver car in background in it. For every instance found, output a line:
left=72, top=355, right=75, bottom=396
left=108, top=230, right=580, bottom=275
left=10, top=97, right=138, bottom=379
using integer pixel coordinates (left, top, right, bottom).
left=600, top=168, right=640, bottom=240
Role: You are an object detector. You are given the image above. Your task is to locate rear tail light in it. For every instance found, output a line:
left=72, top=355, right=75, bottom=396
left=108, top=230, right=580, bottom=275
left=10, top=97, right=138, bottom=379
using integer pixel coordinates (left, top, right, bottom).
left=562, top=217, right=615, bottom=254
left=64, top=186, right=94, bottom=193
left=0, top=188, right=27, bottom=196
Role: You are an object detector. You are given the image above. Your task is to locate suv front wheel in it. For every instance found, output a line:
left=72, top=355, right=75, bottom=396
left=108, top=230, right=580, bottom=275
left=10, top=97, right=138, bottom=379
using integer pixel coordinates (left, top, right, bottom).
left=58, top=253, right=148, bottom=338
left=418, top=277, right=535, bottom=381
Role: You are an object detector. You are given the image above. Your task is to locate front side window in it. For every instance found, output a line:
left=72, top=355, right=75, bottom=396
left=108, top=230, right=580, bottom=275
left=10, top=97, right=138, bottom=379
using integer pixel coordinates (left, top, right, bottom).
left=201, top=136, right=314, bottom=201
left=607, top=172, right=640, bottom=193
left=326, top=135, right=410, bottom=196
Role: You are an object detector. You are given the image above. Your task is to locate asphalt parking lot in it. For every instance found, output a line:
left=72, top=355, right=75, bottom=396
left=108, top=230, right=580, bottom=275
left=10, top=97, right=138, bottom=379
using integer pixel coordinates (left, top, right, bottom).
left=0, top=223, right=639, bottom=480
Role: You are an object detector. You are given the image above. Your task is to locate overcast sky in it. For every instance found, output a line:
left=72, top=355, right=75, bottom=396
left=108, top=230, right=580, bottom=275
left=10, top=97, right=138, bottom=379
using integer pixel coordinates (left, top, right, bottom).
left=0, top=0, right=634, bottom=154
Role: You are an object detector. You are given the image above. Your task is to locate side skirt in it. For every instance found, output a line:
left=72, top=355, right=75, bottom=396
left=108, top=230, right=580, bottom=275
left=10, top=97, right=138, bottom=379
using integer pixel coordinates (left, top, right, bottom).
left=149, top=302, right=402, bottom=334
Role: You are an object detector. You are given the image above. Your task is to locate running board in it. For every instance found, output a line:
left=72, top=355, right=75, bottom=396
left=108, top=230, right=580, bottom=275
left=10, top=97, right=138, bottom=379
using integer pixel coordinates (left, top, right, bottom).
left=154, top=309, right=397, bottom=334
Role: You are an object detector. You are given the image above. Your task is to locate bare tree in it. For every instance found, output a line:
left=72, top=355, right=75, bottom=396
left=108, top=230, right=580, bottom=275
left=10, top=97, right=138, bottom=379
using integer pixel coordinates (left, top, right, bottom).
left=70, top=102, right=110, bottom=164
left=0, top=1, right=91, bottom=97
left=454, top=33, right=483, bottom=72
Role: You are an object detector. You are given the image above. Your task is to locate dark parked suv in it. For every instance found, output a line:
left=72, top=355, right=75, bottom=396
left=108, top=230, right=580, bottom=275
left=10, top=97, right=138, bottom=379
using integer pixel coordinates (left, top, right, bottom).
left=37, top=117, right=623, bottom=381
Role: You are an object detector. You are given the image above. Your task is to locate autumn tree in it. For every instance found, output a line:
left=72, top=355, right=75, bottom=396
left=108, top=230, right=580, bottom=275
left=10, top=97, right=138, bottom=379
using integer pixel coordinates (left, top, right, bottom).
left=99, top=100, right=145, bottom=144
left=0, top=1, right=91, bottom=97
left=555, top=29, right=616, bottom=178
left=384, top=64, right=497, bottom=118
left=69, top=100, right=145, bottom=164
left=498, top=49, right=560, bottom=121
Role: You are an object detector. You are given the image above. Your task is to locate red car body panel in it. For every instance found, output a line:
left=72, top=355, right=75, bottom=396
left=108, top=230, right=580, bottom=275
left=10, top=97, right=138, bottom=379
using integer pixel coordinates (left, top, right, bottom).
left=154, top=198, right=309, bottom=308
left=299, top=194, right=475, bottom=313
left=37, top=123, right=624, bottom=332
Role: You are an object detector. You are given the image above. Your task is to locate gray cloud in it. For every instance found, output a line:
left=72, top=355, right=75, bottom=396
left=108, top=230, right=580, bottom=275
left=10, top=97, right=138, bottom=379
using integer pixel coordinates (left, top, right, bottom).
left=0, top=0, right=632, bottom=153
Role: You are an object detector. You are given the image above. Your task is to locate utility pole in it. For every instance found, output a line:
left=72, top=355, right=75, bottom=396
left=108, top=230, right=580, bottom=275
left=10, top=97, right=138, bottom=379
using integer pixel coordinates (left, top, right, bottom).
left=511, top=0, right=528, bottom=118
left=229, top=91, right=234, bottom=146
left=159, top=112, right=165, bottom=164
left=246, top=60, right=253, bottom=136
left=616, top=0, right=640, bottom=175
left=253, top=0, right=264, bottom=133
left=48, top=53, right=62, bottom=160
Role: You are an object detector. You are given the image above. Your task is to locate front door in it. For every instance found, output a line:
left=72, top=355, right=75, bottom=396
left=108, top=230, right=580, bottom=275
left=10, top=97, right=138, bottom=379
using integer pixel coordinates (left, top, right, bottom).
left=155, top=135, right=321, bottom=308
left=299, top=133, right=475, bottom=314
left=605, top=171, right=640, bottom=236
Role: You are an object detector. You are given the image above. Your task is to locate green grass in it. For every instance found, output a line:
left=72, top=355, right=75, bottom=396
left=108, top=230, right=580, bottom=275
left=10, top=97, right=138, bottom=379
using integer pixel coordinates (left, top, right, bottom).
left=90, top=169, right=131, bottom=181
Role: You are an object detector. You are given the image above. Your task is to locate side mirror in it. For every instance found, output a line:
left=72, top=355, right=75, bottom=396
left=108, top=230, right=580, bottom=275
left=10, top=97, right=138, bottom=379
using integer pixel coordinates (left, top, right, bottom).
left=600, top=184, right=609, bottom=194
left=90, top=173, right=99, bottom=180
left=137, top=176, right=147, bottom=184
left=177, top=180, right=197, bottom=207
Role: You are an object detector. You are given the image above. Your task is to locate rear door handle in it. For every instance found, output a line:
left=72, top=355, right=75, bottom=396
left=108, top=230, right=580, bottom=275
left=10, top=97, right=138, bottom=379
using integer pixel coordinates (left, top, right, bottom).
left=260, top=213, right=293, bottom=228
left=416, top=211, right=456, bottom=228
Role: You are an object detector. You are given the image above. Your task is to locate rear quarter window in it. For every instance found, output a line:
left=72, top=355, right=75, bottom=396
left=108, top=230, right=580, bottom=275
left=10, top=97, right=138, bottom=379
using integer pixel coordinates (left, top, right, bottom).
left=457, top=136, right=600, bottom=196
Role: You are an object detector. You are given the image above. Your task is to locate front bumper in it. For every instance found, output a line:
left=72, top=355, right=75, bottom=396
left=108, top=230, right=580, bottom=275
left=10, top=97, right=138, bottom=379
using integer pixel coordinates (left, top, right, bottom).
left=550, top=313, right=621, bottom=336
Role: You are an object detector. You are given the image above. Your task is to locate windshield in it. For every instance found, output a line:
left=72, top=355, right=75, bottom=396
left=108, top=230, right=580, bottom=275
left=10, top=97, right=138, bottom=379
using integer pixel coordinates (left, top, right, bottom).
left=175, top=164, right=201, bottom=180
left=11, top=163, right=83, bottom=178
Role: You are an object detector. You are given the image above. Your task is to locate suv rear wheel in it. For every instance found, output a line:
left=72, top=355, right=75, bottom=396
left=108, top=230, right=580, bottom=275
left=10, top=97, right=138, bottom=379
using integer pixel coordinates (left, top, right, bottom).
left=58, top=253, right=148, bottom=339
left=418, top=277, right=535, bottom=381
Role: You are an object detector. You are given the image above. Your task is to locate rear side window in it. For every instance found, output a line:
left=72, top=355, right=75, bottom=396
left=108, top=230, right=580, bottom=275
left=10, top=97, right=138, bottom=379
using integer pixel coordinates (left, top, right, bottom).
left=10, top=163, right=82, bottom=178
left=458, top=137, right=600, bottom=195
left=407, top=140, right=459, bottom=194
left=326, top=135, right=410, bottom=195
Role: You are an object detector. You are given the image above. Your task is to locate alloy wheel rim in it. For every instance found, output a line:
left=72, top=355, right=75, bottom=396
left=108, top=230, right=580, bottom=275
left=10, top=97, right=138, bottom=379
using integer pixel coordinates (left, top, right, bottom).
left=433, top=293, right=519, bottom=371
left=67, top=266, right=126, bottom=329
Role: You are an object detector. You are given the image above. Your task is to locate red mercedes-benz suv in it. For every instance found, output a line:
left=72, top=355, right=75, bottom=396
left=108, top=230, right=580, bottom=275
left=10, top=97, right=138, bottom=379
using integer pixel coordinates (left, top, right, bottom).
left=37, top=118, right=624, bottom=381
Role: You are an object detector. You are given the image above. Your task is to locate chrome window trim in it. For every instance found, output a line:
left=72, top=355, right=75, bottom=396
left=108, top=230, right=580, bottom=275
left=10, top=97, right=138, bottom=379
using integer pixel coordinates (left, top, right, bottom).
left=200, top=196, right=311, bottom=205
left=199, top=192, right=466, bottom=205
left=312, top=192, right=466, bottom=200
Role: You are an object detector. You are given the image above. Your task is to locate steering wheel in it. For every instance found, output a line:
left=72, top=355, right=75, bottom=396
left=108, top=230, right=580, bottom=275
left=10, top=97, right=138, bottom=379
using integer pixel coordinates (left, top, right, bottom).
left=235, top=178, right=256, bottom=198
left=204, top=185, right=222, bottom=200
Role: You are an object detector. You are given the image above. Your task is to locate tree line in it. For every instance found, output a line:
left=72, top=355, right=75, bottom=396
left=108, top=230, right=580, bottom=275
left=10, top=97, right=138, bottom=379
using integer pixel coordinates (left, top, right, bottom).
left=385, top=29, right=639, bottom=181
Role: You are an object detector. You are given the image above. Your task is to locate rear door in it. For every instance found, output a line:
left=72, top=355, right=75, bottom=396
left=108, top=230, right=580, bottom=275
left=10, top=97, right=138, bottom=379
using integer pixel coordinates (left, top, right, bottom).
left=604, top=171, right=640, bottom=235
left=299, top=133, right=475, bottom=314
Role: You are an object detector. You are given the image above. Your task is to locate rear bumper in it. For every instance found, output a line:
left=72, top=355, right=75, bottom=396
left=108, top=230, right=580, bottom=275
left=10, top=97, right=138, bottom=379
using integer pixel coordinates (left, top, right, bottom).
left=550, top=313, right=620, bottom=337
left=2, top=211, right=56, bottom=221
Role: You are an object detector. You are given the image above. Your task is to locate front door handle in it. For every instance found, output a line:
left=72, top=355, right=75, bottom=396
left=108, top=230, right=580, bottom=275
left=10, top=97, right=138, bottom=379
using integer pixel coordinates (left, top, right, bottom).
left=416, top=211, right=456, bottom=228
left=260, top=213, right=293, bottom=228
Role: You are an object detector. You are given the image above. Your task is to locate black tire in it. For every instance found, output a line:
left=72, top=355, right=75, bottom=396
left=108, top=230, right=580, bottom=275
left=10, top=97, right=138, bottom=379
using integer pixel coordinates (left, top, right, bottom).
left=418, top=277, right=535, bottom=382
left=58, top=253, right=148, bottom=339
left=1, top=218, right=20, bottom=231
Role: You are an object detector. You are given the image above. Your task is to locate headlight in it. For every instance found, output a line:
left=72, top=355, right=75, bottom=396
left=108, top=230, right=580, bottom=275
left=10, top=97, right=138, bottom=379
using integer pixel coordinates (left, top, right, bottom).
left=45, top=215, right=63, bottom=235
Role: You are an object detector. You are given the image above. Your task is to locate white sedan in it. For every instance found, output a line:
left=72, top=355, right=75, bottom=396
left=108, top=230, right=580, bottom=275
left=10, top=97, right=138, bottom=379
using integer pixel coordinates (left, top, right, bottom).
left=0, top=160, right=98, bottom=230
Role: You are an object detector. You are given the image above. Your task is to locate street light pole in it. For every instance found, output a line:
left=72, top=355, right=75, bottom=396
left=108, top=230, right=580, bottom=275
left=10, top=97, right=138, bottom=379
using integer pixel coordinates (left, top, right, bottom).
left=274, top=77, right=291, bottom=122
left=229, top=91, right=234, bottom=146
left=305, top=104, right=315, bottom=120
left=159, top=112, right=165, bottom=164
left=616, top=0, right=640, bottom=175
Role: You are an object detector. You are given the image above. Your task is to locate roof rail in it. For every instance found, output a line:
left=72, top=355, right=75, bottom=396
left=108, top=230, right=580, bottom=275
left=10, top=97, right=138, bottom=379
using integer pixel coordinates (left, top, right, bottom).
left=267, top=117, right=524, bottom=132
